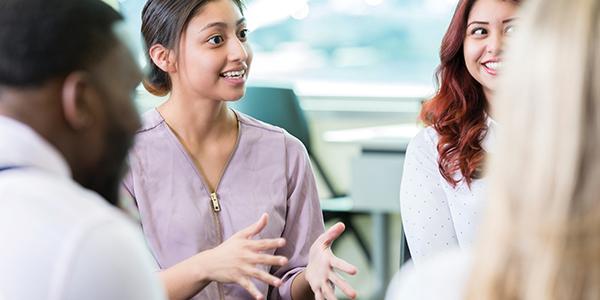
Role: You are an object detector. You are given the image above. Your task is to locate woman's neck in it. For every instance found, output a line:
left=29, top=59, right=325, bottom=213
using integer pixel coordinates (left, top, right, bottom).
left=483, top=89, right=495, bottom=118
left=157, top=92, right=237, bottom=148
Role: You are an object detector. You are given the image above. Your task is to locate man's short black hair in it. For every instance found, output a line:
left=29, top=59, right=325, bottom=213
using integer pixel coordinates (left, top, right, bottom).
left=0, top=0, right=123, bottom=87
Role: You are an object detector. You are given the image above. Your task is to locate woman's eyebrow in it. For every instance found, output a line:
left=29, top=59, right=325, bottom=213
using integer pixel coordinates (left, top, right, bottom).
left=200, top=18, right=246, bottom=32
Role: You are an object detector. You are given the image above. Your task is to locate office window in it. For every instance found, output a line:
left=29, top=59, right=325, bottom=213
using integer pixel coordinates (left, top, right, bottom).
left=119, top=0, right=457, bottom=97
left=247, top=0, right=456, bottom=89
left=103, top=0, right=119, bottom=9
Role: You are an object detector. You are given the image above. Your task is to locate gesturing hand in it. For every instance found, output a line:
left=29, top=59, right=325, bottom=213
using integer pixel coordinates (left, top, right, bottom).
left=305, top=222, right=358, bottom=300
left=204, top=213, right=288, bottom=300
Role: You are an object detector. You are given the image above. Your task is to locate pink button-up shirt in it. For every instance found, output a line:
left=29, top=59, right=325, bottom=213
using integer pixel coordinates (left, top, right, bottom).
left=123, top=109, right=324, bottom=300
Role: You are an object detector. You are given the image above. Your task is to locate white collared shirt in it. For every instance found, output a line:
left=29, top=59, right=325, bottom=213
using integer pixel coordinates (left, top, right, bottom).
left=0, top=116, right=165, bottom=300
left=399, top=118, right=496, bottom=266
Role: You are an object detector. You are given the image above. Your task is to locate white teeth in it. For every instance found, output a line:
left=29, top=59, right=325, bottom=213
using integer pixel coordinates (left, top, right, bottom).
left=221, top=69, right=246, bottom=78
left=484, top=61, right=501, bottom=70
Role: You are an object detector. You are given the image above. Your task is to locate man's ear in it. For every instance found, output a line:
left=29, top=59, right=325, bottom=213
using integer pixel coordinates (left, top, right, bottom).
left=148, top=44, right=176, bottom=73
left=61, top=71, right=95, bottom=131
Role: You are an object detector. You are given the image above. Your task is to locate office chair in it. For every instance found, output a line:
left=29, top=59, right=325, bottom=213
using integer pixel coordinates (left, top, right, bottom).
left=231, top=86, right=372, bottom=263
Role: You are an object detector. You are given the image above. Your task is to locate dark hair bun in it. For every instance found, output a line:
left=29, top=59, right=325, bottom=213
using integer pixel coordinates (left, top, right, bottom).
left=143, top=63, right=170, bottom=96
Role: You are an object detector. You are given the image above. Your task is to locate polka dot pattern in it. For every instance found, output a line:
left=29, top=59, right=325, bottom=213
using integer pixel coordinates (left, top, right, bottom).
left=399, top=127, right=490, bottom=266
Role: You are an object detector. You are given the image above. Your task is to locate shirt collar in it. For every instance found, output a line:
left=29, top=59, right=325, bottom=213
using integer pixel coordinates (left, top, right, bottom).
left=0, top=116, right=71, bottom=178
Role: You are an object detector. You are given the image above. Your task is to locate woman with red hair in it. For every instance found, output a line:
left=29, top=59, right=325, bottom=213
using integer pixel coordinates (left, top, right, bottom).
left=400, top=0, right=520, bottom=265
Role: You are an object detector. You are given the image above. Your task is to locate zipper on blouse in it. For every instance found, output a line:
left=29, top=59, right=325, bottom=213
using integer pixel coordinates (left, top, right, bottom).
left=161, top=109, right=241, bottom=300
left=207, top=116, right=240, bottom=300
left=210, top=192, right=221, bottom=212
left=209, top=192, right=226, bottom=300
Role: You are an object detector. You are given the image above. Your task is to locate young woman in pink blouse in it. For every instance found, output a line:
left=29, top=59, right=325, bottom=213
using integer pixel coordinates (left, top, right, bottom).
left=122, top=0, right=357, bottom=299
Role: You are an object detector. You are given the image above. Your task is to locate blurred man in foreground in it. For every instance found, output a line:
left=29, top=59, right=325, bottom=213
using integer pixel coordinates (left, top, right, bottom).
left=0, top=0, right=166, bottom=298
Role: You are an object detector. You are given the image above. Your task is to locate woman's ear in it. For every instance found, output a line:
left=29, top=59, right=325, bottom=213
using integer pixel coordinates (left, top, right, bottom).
left=149, top=44, right=176, bottom=73
left=61, top=71, right=95, bottom=131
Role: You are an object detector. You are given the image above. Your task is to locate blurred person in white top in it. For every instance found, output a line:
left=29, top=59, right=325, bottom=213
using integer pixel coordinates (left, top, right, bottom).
left=388, top=0, right=600, bottom=298
left=0, top=0, right=166, bottom=299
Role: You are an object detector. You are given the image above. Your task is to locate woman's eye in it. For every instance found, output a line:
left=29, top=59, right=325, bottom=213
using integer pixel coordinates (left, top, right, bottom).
left=238, top=29, right=248, bottom=41
left=505, top=25, right=515, bottom=35
left=471, top=28, right=487, bottom=36
left=208, top=35, right=224, bottom=45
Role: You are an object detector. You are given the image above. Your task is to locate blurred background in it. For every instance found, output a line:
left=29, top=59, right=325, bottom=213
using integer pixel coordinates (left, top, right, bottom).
left=107, top=0, right=457, bottom=298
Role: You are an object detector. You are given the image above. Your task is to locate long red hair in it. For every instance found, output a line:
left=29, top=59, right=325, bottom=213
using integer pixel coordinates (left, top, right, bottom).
left=421, top=0, right=517, bottom=187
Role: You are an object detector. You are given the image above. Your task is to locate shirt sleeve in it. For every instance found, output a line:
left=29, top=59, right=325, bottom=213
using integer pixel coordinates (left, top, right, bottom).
left=119, top=162, right=160, bottom=271
left=119, top=166, right=141, bottom=222
left=400, top=128, right=458, bottom=266
left=56, top=219, right=167, bottom=300
left=270, top=133, right=325, bottom=300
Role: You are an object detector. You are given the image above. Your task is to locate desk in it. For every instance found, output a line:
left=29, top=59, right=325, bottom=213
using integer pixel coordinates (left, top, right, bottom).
left=322, top=123, right=419, bottom=299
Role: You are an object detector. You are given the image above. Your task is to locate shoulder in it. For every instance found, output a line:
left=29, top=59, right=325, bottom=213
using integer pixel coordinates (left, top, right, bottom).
left=71, top=217, right=157, bottom=271
left=0, top=169, right=134, bottom=237
left=235, top=110, right=286, bottom=135
left=0, top=170, right=159, bottom=284
left=235, top=110, right=308, bottom=158
left=407, top=126, right=439, bottom=153
left=283, top=132, right=308, bottom=160
left=127, top=109, right=171, bottom=161
left=387, top=249, right=471, bottom=300
left=404, top=126, right=440, bottom=168
left=137, top=109, right=166, bottom=134
left=57, top=214, right=163, bottom=299
left=0, top=168, right=113, bottom=215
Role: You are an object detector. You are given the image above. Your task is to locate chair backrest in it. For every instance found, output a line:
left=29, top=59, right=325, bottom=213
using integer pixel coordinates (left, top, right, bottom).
left=232, top=86, right=313, bottom=153
left=231, top=86, right=343, bottom=197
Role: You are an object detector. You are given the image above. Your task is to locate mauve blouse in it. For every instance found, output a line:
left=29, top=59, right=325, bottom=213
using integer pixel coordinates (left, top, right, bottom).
left=122, top=109, right=325, bottom=300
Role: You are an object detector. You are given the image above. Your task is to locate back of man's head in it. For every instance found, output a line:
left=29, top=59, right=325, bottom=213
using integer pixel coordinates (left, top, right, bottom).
left=0, top=0, right=125, bottom=88
left=0, top=0, right=142, bottom=206
left=0, top=0, right=122, bottom=87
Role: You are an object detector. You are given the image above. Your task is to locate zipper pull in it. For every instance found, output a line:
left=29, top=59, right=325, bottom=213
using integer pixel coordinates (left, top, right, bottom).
left=210, top=192, right=221, bottom=212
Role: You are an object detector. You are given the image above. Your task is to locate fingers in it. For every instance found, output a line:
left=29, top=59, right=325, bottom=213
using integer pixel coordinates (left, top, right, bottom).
left=314, top=289, right=324, bottom=300
left=319, top=222, right=346, bottom=247
left=252, top=253, right=288, bottom=267
left=250, top=238, right=286, bottom=252
left=245, top=266, right=283, bottom=287
left=238, top=277, right=264, bottom=300
left=238, top=213, right=269, bottom=238
left=321, top=281, right=338, bottom=300
left=331, top=256, right=358, bottom=275
left=329, top=272, right=356, bottom=299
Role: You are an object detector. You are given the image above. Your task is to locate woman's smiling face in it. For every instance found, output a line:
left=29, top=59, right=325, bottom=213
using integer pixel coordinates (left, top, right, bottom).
left=463, top=0, right=518, bottom=100
left=173, top=0, right=252, bottom=102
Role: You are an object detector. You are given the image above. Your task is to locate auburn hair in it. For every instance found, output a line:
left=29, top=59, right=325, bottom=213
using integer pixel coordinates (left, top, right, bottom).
left=420, top=0, right=519, bottom=187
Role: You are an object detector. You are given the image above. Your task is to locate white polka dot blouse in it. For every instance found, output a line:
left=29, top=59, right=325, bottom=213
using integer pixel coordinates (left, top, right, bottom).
left=399, top=118, right=496, bottom=266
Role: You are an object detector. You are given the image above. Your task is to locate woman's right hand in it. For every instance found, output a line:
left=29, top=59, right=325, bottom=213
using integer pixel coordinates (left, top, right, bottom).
left=160, top=213, right=287, bottom=300
left=203, top=213, right=288, bottom=299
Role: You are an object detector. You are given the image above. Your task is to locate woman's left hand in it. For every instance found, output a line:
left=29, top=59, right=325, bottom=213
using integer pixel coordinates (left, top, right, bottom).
left=305, top=222, right=358, bottom=300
